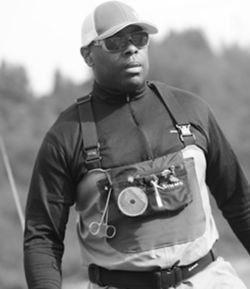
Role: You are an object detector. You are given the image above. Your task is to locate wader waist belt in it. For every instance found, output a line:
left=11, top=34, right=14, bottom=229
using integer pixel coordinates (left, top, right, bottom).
left=88, top=250, right=215, bottom=289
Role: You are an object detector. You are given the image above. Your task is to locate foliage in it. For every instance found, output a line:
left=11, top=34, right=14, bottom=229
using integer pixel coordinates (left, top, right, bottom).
left=1, top=28, right=250, bottom=288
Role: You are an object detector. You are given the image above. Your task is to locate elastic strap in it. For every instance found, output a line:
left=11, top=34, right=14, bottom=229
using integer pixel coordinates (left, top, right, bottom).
left=148, top=81, right=196, bottom=146
left=76, top=94, right=101, bottom=170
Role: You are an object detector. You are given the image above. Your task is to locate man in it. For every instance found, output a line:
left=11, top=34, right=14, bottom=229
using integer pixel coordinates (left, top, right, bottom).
left=24, top=1, right=250, bottom=288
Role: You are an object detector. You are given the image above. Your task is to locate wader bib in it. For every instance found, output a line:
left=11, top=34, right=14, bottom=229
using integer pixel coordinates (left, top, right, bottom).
left=75, top=81, right=218, bottom=272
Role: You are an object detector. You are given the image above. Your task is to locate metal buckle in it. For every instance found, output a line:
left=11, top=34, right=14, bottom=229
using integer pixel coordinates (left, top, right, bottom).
left=176, top=124, right=195, bottom=143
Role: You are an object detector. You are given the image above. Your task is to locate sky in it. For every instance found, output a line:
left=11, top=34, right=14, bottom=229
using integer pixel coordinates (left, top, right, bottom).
left=1, top=0, right=250, bottom=95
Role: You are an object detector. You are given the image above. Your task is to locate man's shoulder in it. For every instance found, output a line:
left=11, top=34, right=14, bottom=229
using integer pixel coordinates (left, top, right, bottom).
left=149, top=80, right=210, bottom=122
left=44, top=102, right=80, bottom=149
left=52, top=102, right=78, bottom=130
left=150, top=81, right=206, bottom=106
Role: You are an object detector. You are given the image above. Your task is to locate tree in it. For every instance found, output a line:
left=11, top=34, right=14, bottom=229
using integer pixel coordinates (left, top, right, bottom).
left=0, top=61, right=33, bottom=102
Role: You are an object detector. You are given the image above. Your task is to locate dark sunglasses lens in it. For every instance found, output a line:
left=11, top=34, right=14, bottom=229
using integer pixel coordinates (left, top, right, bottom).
left=131, top=32, right=149, bottom=47
left=104, top=32, right=149, bottom=52
left=104, top=37, right=121, bottom=51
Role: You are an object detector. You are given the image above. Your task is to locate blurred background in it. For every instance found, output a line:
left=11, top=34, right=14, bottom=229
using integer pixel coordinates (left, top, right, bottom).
left=1, top=0, right=250, bottom=288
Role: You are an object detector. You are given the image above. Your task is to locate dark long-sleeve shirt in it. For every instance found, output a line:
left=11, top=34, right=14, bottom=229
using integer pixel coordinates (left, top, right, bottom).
left=24, top=81, right=250, bottom=289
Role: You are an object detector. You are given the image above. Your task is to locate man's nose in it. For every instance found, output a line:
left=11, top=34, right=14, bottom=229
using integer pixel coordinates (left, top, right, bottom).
left=123, top=42, right=138, bottom=55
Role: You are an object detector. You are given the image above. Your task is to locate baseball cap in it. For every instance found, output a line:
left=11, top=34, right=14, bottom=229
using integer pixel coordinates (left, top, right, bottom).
left=81, top=1, right=158, bottom=47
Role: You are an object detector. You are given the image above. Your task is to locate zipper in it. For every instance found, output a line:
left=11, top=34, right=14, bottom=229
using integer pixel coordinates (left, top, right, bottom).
left=126, top=94, right=154, bottom=160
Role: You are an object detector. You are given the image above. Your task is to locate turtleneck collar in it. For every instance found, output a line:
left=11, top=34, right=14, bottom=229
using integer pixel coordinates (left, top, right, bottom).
left=92, top=81, right=147, bottom=104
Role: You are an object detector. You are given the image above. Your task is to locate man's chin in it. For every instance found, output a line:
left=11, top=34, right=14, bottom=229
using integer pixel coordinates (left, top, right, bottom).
left=121, top=75, right=145, bottom=92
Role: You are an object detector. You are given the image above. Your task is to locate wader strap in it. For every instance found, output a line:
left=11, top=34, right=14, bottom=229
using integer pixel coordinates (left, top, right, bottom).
left=89, top=250, right=216, bottom=289
left=76, top=94, right=101, bottom=170
left=148, top=81, right=196, bottom=147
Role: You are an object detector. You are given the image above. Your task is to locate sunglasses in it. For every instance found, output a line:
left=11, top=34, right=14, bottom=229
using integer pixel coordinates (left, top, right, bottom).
left=92, top=31, right=149, bottom=53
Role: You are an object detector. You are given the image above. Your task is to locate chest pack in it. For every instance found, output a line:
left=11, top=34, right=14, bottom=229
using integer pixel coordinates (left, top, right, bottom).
left=75, top=81, right=206, bottom=253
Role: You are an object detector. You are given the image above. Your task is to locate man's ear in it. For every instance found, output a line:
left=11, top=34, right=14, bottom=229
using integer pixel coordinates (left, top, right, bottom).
left=80, top=47, right=94, bottom=67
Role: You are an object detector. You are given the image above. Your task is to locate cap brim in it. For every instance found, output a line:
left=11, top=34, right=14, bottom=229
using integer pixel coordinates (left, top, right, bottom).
left=95, top=21, right=158, bottom=41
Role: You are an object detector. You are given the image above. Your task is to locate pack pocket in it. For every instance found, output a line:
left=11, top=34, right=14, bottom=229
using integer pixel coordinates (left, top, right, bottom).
left=106, top=151, right=206, bottom=253
left=111, top=162, right=192, bottom=218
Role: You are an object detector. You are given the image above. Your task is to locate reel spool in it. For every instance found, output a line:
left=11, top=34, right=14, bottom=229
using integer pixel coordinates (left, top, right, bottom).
left=117, top=186, right=148, bottom=217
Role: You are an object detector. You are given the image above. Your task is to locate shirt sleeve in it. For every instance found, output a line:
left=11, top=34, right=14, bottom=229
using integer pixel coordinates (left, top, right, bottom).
left=23, top=137, right=76, bottom=289
left=205, top=109, right=250, bottom=253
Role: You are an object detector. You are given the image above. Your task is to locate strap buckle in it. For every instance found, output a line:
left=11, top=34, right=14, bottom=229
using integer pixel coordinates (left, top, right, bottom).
left=88, top=264, right=104, bottom=286
left=84, top=143, right=101, bottom=165
left=153, top=265, right=183, bottom=289
left=76, top=94, right=92, bottom=104
left=176, top=124, right=196, bottom=144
